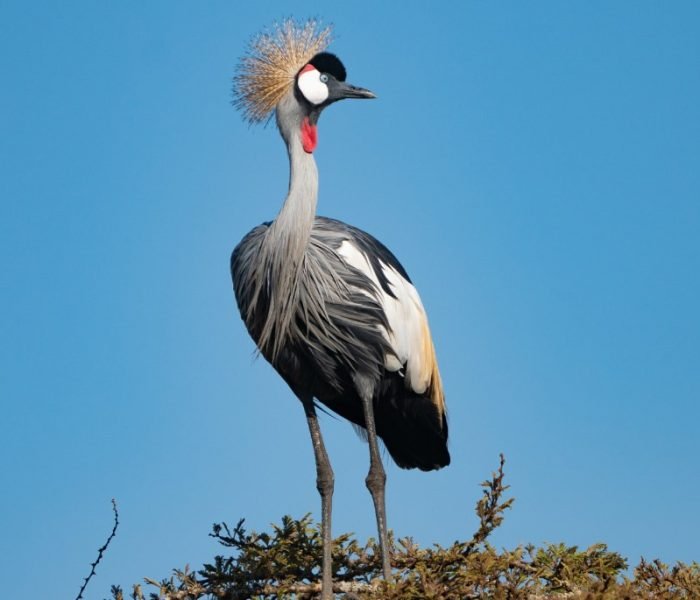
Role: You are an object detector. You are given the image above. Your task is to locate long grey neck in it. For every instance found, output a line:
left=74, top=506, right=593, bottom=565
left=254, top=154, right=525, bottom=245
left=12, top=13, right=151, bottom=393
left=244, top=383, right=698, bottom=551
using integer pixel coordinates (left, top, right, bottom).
left=269, top=118, right=318, bottom=253
left=254, top=93, right=318, bottom=358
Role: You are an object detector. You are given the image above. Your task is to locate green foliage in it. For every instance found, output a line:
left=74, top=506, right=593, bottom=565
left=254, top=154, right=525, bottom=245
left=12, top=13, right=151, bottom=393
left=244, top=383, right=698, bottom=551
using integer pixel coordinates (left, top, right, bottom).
left=111, top=456, right=699, bottom=599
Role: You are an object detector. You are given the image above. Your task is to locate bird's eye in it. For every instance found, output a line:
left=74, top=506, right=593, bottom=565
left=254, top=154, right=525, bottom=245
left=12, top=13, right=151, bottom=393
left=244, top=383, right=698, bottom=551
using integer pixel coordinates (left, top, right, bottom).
left=319, top=73, right=329, bottom=83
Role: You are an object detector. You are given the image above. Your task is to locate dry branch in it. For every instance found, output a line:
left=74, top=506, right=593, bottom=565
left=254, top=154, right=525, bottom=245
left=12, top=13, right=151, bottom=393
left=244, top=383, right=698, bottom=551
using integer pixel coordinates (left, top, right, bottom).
left=76, top=498, right=119, bottom=600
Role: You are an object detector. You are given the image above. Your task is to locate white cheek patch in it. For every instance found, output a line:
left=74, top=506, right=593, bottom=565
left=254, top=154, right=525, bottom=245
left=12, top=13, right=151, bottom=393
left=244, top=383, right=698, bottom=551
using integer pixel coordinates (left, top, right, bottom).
left=298, top=69, right=329, bottom=105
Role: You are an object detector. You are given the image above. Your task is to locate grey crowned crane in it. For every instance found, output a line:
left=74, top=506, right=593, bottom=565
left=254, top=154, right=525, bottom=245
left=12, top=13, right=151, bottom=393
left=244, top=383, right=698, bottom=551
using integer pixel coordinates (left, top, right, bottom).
left=230, top=19, right=449, bottom=599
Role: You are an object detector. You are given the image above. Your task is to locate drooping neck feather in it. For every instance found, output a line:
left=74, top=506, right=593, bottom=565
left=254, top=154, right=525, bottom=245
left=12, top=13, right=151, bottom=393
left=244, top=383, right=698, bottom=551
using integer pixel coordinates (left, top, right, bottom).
left=254, top=92, right=318, bottom=359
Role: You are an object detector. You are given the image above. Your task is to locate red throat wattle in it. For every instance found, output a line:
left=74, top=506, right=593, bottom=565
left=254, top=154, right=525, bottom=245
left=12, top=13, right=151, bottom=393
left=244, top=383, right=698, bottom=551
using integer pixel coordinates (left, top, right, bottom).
left=301, top=117, right=318, bottom=153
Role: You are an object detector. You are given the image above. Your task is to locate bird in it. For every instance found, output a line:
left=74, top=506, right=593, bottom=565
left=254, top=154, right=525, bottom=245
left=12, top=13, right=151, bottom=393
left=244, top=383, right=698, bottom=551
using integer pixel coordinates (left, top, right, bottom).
left=230, top=19, right=449, bottom=599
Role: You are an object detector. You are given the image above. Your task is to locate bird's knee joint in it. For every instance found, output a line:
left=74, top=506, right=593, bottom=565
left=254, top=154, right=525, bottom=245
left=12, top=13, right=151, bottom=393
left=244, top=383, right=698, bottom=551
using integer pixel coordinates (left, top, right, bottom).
left=316, top=473, right=334, bottom=496
left=365, top=469, right=386, bottom=492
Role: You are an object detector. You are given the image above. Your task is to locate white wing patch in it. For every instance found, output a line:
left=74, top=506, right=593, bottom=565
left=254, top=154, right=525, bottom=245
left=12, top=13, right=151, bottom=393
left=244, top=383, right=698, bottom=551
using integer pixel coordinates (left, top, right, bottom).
left=337, top=240, right=444, bottom=409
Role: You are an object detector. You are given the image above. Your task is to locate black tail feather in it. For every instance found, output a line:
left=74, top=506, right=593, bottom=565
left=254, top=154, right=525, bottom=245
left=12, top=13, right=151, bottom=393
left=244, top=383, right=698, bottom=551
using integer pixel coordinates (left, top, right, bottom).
left=374, top=396, right=450, bottom=471
left=314, top=371, right=450, bottom=471
left=373, top=375, right=450, bottom=471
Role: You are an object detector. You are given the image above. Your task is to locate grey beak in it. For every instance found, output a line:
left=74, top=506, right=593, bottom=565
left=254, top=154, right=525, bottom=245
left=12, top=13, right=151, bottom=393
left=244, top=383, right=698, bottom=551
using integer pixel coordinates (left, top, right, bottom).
left=336, top=81, right=376, bottom=100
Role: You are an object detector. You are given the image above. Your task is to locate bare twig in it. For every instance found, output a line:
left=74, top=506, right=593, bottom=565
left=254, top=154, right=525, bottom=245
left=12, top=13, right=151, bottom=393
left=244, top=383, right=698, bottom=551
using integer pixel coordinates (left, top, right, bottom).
left=76, top=498, right=120, bottom=600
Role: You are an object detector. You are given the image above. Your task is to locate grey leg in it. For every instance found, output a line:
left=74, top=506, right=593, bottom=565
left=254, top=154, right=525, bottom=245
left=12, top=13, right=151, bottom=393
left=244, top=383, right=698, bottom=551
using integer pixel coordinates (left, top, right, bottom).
left=360, top=391, right=392, bottom=580
left=301, top=398, right=334, bottom=600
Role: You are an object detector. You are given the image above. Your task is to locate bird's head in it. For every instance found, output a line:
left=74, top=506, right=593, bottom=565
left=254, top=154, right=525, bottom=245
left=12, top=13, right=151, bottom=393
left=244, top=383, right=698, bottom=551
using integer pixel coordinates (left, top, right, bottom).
left=233, top=19, right=375, bottom=154
left=293, top=52, right=375, bottom=152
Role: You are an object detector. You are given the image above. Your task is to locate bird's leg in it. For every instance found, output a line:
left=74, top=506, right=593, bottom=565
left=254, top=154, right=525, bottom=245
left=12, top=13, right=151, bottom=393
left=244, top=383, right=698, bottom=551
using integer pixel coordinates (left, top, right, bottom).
left=301, top=398, right=335, bottom=600
left=359, top=389, right=392, bottom=580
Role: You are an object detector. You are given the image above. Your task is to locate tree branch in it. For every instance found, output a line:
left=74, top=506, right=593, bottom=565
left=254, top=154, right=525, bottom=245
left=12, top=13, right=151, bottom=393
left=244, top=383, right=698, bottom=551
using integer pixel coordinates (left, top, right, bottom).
left=76, top=498, right=120, bottom=600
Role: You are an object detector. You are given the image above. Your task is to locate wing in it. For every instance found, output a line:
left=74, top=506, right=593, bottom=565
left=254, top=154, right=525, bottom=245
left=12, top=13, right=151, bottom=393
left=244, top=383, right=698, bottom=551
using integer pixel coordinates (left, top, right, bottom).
left=230, top=222, right=271, bottom=343
left=320, top=218, right=445, bottom=416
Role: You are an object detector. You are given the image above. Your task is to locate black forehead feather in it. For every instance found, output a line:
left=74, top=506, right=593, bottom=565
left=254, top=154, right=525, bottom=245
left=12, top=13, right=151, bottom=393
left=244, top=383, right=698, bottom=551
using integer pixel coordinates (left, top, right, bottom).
left=309, top=52, right=347, bottom=81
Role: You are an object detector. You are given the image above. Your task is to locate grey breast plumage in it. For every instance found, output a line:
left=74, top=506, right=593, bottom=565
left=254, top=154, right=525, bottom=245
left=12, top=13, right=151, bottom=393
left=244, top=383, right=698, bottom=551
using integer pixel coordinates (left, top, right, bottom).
left=232, top=216, right=449, bottom=471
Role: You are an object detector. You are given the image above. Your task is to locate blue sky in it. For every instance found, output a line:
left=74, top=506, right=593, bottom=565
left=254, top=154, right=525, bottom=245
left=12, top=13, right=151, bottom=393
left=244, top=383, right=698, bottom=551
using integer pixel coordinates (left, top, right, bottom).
left=1, top=1, right=698, bottom=597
